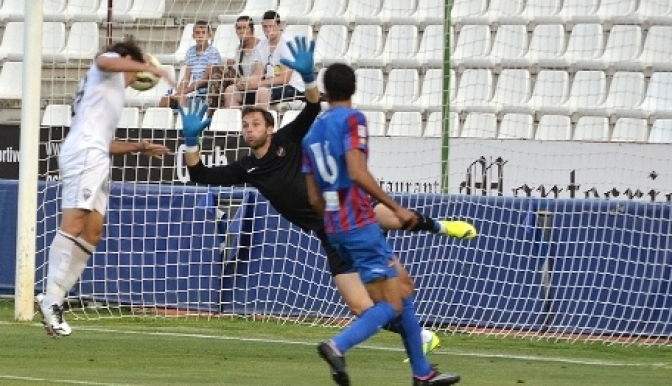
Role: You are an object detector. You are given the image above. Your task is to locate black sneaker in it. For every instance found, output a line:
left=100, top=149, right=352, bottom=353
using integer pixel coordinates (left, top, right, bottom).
left=317, top=341, right=350, bottom=386
left=412, top=370, right=461, bottom=385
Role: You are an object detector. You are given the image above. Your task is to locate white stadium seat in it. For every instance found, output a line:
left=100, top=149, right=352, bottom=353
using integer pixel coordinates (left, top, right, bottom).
left=64, top=22, right=100, bottom=61
left=353, top=68, right=384, bottom=110
left=118, top=107, right=140, bottom=129
left=461, top=112, right=497, bottom=138
left=0, top=62, right=22, bottom=100
left=413, top=0, right=445, bottom=26
left=67, top=0, right=101, bottom=21
left=213, top=24, right=240, bottom=62
left=573, top=116, right=609, bottom=141
left=0, top=22, right=66, bottom=62
left=564, top=24, right=604, bottom=68
left=637, top=0, right=672, bottom=25
left=339, top=0, right=383, bottom=25
left=611, top=118, right=648, bottom=142
left=283, top=25, right=313, bottom=41
left=387, top=112, right=423, bottom=137
left=362, top=110, right=386, bottom=136
left=141, top=108, right=174, bottom=130
left=523, top=0, right=564, bottom=24
left=415, top=69, right=445, bottom=112
left=157, top=24, right=194, bottom=65
left=44, top=0, right=68, bottom=22
left=451, top=0, right=489, bottom=25
left=219, top=0, right=278, bottom=24
left=415, top=24, right=444, bottom=69
left=307, top=0, right=348, bottom=25
left=210, top=109, right=243, bottom=132
left=424, top=111, right=456, bottom=138
left=524, top=24, right=567, bottom=68
left=535, top=115, right=572, bottom=141
left=280, top=110, right=301, bottom=127
left=0, top=0, right=25, bottom=21
left=597, top=0, right=639, bottom=24
left=41, top=104, right=72, bottom=127
left=379, top=69, right=420, bottom=111
left=636, top=72, right=672, bottom=118
left=359, top=25, right=418, bottom=68
left=566, top=70, right=608, bottom=116
left=277, top=0, right=313, bottom=24
left=490, top=24, right=529, bottom=68
left=452, top=24, right=492, bottom=68
left=315, top=24, right=348, bottom=65
left=599, top=25, right=642, bottom=71
left=486, top=0, right=526, bottom=24
left=558, top=0, right=601, bottom=24
left=498, top=114, right=534, bottom=139
left=378, top=0, right=417, bottom=25
left=526, top=70, right=570, bottom=114
left=453, top=69, right=494, bottom=113
left=635, top=26, right=672, bottom=71
left=489, top=69, right=531, bottom=114
left=648, top=119, right=672, bottom=143
left=601, top=72, right=646, bottom=117
left=41, top=22, right=68, bottom=63
left=344, top=25, right=383, bottom=65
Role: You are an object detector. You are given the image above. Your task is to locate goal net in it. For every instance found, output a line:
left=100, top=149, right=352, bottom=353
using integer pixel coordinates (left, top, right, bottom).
left=16, top=0, right=669, bottom=345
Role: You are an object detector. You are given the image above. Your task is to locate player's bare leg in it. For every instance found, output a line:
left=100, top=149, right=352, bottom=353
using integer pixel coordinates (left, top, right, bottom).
left=374, top=203, right=477, bottom=239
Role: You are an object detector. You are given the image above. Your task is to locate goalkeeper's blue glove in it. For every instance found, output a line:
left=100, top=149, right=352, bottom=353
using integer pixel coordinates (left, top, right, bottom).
left=280, top=36, right=316, bottom=84
left=177, top=97, right=211, bottom=147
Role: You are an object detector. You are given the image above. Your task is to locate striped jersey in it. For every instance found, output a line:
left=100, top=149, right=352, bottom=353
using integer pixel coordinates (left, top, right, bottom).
left=184, top=44, right=221, bottom=86
left=301, top=106, right=376, bottom=233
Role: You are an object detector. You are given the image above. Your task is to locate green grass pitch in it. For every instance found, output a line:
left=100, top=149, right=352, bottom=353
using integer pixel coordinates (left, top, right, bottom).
left=0, top=300, right=670, bottom=385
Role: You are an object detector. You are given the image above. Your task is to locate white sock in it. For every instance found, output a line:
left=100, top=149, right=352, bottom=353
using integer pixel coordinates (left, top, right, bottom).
left=43, top=231, right=94, bottom=306
left=421, top=329, right=433, bottom=344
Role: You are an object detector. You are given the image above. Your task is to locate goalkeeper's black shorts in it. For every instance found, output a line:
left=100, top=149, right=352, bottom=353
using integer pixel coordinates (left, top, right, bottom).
left=314, top=227, right=354, bottom=277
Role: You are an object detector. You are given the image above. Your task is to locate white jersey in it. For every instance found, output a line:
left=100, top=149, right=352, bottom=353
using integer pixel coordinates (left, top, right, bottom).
left=252, top=35, right=305, bottom=92
left=62, top=52, right=126, bottom=155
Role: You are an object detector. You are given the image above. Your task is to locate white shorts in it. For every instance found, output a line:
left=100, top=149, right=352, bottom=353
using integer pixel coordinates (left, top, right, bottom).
left=59, top=148, right=110, bottom=215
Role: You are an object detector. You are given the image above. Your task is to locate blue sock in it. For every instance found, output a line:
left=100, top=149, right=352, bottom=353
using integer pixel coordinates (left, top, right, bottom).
left=332, top=302, right=396, bottom=354
left=398, top=296, right=433, bottom=378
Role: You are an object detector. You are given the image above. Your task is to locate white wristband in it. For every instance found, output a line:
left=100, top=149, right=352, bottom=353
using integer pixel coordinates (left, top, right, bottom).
left=304, top=81, right=317, bottom=91
left=185, top=145, right=199, bottom=153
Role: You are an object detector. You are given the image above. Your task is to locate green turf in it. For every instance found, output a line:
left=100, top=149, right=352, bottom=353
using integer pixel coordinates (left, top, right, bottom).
left=1, top=301, right=670, bottom=385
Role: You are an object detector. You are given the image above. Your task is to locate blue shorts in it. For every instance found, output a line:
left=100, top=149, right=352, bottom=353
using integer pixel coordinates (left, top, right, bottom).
left=326, top=223, right=397, bottom=284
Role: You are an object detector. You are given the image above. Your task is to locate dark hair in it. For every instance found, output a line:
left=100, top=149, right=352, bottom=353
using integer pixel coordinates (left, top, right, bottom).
left=242, top=106, right=275, bottom=127
left=106, top=36, right=144, bottom=63
left=324, top=63, right=356, bottom=102
left=236, top=15, right=255, bottom=31
left=194, top=20, right=213, bottom=34
left=262, top=10, right=281, bottom=23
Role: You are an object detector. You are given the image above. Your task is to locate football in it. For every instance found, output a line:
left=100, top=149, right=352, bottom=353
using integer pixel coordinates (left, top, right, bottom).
left=131, top=55, right=161, bottom=91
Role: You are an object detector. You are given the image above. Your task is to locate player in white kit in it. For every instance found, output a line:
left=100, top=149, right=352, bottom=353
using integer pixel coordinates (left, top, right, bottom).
left=36, top=38, right=174, bottom=337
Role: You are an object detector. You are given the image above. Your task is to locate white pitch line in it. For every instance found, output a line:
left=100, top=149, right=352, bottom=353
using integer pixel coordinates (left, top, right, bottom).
left=0, top=374, right=131, bottom=386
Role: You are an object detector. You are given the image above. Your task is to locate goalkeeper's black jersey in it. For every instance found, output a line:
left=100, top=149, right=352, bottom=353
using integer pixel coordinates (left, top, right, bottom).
left=187, top=101, right=324, bottom=232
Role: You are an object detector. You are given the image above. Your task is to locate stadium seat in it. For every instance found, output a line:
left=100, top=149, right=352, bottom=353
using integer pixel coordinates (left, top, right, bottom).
left=219, top=0, right=278, bottom=24
left=387, top=112, right=423, bottom=137
left=637, top=0, right=672, bottom=26
left=598, top=25, right=642, bottom=71
left=413, top=0, right=445, bottom=26
left=95, top=0, right=133, bottom=21
left=0, top=62, right=22, bottom=100
left=157, top=24, right=194, bottom=65
left=564, top=24, right=604, bottom=68
left=316, top=67, right=327, bottom=93
left=573, top=116, right=609, bottom=141
left=280, top=109, right=301, bottom=127
left=277, top=0, right=313, bottom=24
left=415, top=24, right=444, bottom=69
left=0, top=22, right=66, bottom=62
left=611, top=118, right=648, bottom=142
left=307, top=0, right=348, bottom=25
left=535, top=115, right=572, bottom=141
left=283, top=25, right=313, bottom=41
left=648, top=119, right=672, bottom=143
left=378, top=0, right=417, bottom=25
left=489, top=69, right=531, bottom=114
left=213, top=24, right=240, bottom=62
left=424, top=111, right=456, bottom=138
left=523, top=0, right=564, bottom=24
left=118, top=107, right=140, bottom=129
left=415, top=69, right=445, bottom=112
left=0, top=0, right=26, bottom=21
left=125, top=65, right=176, bottom=108
left=498, top=114, right=534, bottom=139
left=362, top=110, right=386, bottom=136
left=635, top=26, right=672, bottom=71
left=141, top=108, right=174, bottom=130
left=353, top=68, right=384, bottom=110
left=596, top=0, right=638, bottom=24
left=601, top=72, right=646, bottom=117
left=210, top=109, right=243, bottom=132
left=490, top=24, right=529, bottom=68
left=66, top=0, right=101, bottom=21
left=564, top=70, right=608, bottom=116
left=44, top=0, right=68, bottom=22
left=344, top=25, right=383, bottom=66
left=558, top=0, right=601, bottom=24
left=339, top=0, right=383, bottom=25
left=379, top=69, right=420, bottom=111
left=452, top=24, right=492, bottom=68
left=526, top=70, right=570, bottom=114
left=315, top=24, right=348, bottom=65
left=461, top=112, right=497, bottom=138
left=453, top=69, right=494, bottom=113
left=523, top=24, right=567, bottom=68
left=63, top=22, right=100, bottom=61
left=451, top=0, right=489, bottom=25
left=359, top=25, right=418, bottom=68
left=486, top=0, right=525, bottom=24
left=635, top=72, right=672, bottom=118
left=41, top=104, right=71, bottom=127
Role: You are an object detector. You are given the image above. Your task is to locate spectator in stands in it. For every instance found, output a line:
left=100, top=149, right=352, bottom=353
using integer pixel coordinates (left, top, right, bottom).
left=160, top=20, right=221, bottom=108
left=228, top=11, right=305, bottom=110
left=212, top=15, right=261, bottom=109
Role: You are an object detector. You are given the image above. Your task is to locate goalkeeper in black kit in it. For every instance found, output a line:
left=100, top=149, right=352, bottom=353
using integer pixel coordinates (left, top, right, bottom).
left=178, top=36, right=477, bottom=360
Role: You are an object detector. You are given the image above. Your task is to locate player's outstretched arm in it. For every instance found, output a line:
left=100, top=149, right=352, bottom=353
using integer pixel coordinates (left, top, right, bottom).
left=97, top=55, right=175, bottom=87
left=280, top=36, right=320, bottom=104
left=110, top=140, right=168, bottom=158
